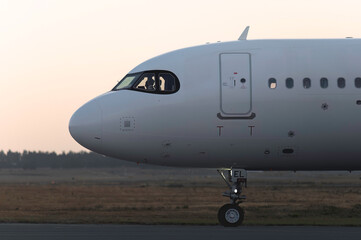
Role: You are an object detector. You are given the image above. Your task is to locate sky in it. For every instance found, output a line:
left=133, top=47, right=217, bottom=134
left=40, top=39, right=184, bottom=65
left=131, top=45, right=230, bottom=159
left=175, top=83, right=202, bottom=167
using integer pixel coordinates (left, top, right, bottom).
left=1, top=0, right=361, bottom=153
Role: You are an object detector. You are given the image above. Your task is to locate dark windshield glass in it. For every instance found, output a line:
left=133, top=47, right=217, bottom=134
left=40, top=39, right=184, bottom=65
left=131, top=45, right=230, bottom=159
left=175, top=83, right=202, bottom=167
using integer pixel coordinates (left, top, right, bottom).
left=112, top=70, right=179, bottom=94
left=159, top=73, right=176, bottom=92
left=112, top=73, right=141, bottom=91
left=134, top=73, right=156, bottom=92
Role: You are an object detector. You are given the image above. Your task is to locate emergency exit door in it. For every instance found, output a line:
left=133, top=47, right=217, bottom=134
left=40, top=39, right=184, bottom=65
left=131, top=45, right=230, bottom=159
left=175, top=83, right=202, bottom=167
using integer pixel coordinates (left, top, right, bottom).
left=220, top=53, right=251, bottom=116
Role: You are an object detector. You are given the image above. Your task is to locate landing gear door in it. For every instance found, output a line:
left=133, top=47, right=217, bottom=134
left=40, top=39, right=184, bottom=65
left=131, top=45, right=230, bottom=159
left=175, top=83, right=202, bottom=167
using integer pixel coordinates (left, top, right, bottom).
left=220, top=53, right=251, bottom=116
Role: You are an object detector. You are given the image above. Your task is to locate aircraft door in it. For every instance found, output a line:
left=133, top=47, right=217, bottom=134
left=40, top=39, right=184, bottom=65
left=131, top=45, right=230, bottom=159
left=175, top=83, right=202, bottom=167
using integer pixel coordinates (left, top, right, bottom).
left=220, top=53, right=251, bottom=116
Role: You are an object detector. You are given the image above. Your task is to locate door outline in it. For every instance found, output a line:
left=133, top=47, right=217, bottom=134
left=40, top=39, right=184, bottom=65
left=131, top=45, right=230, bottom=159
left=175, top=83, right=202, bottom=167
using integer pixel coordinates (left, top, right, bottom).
left=219, top=53, right=253, bottom=117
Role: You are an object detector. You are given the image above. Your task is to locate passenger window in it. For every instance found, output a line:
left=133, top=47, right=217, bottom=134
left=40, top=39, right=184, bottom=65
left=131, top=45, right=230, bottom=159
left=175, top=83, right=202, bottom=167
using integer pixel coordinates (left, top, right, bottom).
left=320, top=78, right=328, bottom=89
left=268, top=78, right=277, bottom=89
left=286, top=78, right=294, bottom=89
left=337, top=78, right=346, bottom=88
left=159, top=73, right=176, bottom=92
left=303, top=78, right=311, bottom=89
left=134, top=73, right=156, bottom=92
left=355, top=78, right=361, bottom=88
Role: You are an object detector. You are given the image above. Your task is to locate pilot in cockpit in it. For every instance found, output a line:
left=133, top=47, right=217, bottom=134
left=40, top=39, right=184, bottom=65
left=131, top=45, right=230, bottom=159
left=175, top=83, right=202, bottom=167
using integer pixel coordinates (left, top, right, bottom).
left=146, top=77, right=155, bottom=90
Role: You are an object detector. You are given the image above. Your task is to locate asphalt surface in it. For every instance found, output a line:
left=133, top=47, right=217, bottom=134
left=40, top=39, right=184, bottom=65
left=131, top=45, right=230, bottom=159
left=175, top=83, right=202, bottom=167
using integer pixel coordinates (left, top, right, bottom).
left=1, top=224, right=361, bottom=240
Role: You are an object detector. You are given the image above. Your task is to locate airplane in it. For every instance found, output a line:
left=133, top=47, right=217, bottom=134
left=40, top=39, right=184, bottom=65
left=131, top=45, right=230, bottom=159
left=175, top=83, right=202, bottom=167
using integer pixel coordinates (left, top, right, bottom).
left=69, top=26, right=361, bottom=227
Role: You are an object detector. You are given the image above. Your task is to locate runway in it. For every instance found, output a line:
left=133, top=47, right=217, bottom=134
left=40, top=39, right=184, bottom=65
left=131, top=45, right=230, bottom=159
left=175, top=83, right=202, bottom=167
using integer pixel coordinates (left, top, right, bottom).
left=1, top=224, right=361, bottom=240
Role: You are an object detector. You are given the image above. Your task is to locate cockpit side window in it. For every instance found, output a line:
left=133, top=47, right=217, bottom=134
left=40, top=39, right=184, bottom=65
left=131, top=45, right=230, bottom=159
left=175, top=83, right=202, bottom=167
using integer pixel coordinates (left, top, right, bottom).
left=159, top=73, right=176, bottom=92
left=134, top=73, right=156, bottom=92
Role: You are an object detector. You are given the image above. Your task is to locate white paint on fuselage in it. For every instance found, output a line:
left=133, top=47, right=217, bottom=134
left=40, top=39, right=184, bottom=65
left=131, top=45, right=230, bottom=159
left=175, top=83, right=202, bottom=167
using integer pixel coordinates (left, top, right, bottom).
left=69, top=39, right=361, bottom=170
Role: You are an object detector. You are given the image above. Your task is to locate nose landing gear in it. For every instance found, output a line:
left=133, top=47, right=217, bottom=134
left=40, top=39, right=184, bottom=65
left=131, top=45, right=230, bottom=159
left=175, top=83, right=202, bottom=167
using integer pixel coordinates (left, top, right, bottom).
left=217, top=169, right=247, bottom=227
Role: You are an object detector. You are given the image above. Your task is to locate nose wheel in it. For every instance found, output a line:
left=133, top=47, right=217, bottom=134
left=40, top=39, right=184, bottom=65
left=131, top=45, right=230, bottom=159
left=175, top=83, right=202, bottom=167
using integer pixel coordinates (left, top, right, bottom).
left=217, top=169, right=247, bottom=227
left=218, top=204, right=244, bottom=227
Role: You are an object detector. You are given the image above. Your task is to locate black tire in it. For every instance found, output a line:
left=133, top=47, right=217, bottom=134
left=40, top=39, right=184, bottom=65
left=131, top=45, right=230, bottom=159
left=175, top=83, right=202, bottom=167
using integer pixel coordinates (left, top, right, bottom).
left=217, top=204, right=244, bottom=227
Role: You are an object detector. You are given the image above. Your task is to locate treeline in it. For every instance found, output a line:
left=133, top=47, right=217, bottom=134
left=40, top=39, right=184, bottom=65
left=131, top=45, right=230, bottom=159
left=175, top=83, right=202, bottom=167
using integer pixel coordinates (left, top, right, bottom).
left=0, top=150, right=136, bottom=169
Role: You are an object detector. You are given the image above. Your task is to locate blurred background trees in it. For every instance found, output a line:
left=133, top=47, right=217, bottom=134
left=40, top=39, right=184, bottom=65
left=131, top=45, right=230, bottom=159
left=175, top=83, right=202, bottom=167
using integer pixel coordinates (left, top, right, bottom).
left=0, top=150, right=134, bottom=169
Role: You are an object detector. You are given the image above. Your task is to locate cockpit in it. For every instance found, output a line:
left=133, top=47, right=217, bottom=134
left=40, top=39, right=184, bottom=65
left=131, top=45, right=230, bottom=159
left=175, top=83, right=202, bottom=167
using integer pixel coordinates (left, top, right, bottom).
left=112, top=70, right=180, bottom=94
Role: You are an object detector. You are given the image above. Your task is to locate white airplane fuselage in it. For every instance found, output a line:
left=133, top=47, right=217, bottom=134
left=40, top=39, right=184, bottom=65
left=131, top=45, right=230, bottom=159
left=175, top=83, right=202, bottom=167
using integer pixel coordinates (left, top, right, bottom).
left=69, top=39, right=361, bottom=171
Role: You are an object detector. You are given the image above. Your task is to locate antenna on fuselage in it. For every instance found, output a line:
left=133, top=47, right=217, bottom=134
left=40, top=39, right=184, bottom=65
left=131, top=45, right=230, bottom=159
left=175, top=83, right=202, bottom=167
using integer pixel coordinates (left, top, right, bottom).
left=238, top=26, right=250, bottom=40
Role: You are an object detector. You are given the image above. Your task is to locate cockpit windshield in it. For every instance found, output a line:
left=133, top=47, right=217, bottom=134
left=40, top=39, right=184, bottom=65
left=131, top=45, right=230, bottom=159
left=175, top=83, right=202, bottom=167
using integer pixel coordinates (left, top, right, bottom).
left=112, top=71, right=180, bottom=94
left=112, top=73, right=141, bottom=91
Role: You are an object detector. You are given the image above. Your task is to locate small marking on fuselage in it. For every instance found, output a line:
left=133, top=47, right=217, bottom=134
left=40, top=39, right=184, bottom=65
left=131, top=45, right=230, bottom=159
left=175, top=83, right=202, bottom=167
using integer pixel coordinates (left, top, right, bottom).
left=120, top=116, right=136, bottom=131
left=217, top=126, right=223, bottom=136
left=248, top=126, right=255, bottom=136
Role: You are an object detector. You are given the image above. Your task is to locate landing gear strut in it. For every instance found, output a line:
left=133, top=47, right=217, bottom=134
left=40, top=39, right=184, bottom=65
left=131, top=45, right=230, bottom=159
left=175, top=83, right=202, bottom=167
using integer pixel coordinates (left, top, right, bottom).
left=217, top=169, right=247, bottom=227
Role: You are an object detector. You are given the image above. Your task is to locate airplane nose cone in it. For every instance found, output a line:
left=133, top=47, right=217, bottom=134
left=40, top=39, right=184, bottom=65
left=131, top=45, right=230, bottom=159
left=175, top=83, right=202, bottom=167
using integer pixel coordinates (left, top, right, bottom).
left=69, top=100, right=103, bottom=152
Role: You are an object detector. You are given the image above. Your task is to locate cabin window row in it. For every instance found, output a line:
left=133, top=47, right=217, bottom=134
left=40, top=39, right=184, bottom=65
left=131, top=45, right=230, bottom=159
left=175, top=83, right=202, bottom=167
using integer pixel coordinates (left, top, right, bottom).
left=268, top=77, right=361, bottom=89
